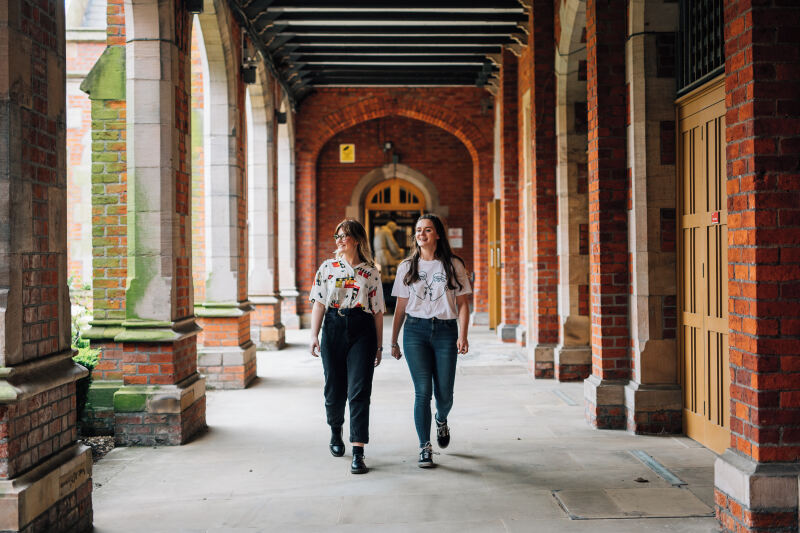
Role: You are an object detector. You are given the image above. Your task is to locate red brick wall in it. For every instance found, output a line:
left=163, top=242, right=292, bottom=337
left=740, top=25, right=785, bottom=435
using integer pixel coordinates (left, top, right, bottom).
left=529, top=0, right=559, bottom=347
left=89, top=0, right=127, bottom=321
left=295, top=88, right=493, bottom=314
left=17, top=0, right=70, bottom=362
left=0, top=382, right=77, bottom=479
left=586, top=0, right=630, bottom=380
left=107, top=0, right=125, bottom=45
left=518, top=30, right=532, bottom=331
left=723, top=0, right=800, bottom=464
left=122, top=337, right=197, bottom=386
left=175, top=1, right=193, bottom=319
left=499, top=49, right=521, bottom=326
left=315, top=116, right=474, bottom=275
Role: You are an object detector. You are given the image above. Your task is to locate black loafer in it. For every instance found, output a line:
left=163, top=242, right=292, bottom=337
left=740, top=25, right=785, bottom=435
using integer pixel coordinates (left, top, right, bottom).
left=351, top=453, right=368, bottom=474
left=329, top=427, right=345, bottom=457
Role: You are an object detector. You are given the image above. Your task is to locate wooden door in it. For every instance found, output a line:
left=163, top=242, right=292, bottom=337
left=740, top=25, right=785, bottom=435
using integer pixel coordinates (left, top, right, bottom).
left=677, top=78, right=730, bottom=454
left=488, top=199, right=502, bottom=329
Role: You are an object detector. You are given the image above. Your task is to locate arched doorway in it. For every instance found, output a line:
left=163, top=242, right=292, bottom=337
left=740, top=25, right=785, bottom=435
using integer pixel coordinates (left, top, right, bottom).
left=365, top=178, right=426, bottom=311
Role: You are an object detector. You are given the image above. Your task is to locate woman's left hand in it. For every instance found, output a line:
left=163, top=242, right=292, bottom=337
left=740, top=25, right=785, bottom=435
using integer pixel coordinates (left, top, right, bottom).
left=374, top=349, right=382, bottom=367
left=456, top=337, right=469, bottom=355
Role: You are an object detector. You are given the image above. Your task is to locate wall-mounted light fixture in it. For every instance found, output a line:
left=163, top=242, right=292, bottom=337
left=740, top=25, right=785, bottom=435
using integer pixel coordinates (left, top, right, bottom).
left=185, top=0, right=203, bottom=15
left=241, top=33, right=259, bottom=85
left=382, top=141, right=393, bottom=152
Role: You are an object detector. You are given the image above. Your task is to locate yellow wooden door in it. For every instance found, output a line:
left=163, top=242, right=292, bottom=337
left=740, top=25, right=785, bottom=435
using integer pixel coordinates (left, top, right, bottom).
left=677, top=78, right=730, bottom=454
left=488, top=199, right=502, bottom=329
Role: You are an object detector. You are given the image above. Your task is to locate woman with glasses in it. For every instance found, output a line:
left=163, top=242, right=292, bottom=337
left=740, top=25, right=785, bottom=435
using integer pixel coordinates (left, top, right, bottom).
left=389, top=214, right=471, bottom=468
left=309, top=219, right=385, bottom=474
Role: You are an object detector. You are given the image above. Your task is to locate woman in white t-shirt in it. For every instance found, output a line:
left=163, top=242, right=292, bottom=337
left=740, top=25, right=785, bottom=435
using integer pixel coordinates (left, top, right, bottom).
left=390, top=214, right=472, bottom=468
left=309, top=219, right=385, bottom=475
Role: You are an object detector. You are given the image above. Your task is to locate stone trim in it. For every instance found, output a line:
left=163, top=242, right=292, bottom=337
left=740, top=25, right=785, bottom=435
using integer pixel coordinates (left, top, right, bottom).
left=0, top=352, right=88, bottom=404
left=0, top=444, right=92, bottom=531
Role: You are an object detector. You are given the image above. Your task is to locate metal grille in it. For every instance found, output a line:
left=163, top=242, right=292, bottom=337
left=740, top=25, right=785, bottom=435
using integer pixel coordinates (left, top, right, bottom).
left=677, top=0, right=724, bottom=95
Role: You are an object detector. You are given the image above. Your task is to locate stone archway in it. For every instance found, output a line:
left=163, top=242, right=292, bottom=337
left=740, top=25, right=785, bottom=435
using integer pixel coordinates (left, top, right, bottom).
left=344, top=163, right=448, bottom=222
left=553, top=0, right=591, bottom=381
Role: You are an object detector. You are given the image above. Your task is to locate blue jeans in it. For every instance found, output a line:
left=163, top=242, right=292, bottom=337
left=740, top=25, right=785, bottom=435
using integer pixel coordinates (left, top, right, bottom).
left=403, top=316, right=458, bottom=447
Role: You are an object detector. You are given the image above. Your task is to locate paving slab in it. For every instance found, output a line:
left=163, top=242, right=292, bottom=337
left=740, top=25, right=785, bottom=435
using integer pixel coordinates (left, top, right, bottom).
left=92, top=324, right=720, bottom=532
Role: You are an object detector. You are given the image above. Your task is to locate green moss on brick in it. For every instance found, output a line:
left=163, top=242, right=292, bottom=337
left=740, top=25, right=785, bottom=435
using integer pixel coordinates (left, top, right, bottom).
left=114, top=390, right=147, bottom=412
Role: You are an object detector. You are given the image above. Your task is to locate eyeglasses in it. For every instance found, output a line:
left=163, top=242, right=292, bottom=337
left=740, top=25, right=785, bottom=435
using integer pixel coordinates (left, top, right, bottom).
left=333, top=233, right=349, bottom=241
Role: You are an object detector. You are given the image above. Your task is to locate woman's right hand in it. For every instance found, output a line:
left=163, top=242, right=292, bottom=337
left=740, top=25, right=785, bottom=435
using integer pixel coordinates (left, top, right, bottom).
left=310, top=338, right=321, bottom=357
left=390, top=344, right=402, bottom=360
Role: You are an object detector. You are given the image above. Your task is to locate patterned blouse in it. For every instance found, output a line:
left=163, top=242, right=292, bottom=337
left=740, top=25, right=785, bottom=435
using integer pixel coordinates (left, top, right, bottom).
left=310, top=258, right=385, bottom=315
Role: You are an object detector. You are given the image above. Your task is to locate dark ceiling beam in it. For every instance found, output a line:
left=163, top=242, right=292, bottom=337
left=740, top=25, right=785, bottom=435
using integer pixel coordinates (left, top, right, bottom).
left=261, top=12, right=527, bottom=23
left=261, top=25, right=524, bottom=36
left=290, top=55, right=492, bottom=64
left=310, top=79, right=483, bottom=86
left=269, top=35, right=514, bottom=46
left=265, top=0, right=523, bottom=8
left=294, top=64, right=496, bottom=73
left=284, top=45, right=504, bottom=55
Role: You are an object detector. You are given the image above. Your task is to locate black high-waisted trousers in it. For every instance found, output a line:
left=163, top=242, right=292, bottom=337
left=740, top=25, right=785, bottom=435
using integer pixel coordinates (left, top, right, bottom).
left=320, top=307, right=377, bottom=443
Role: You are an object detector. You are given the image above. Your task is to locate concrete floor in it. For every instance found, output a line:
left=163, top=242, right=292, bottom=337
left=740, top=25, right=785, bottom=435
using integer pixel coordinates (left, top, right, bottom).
left=93, top=324, right=720, bottom=532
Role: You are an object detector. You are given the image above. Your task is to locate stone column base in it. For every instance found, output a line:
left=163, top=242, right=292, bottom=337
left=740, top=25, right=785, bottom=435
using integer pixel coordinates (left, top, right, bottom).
left=624, top=381, right=682, bottom=434
left=554, top=345, right=591, bottom=382
left=528, top=344, right=555, bottom=379
left=470, top=311, right=489, bottom=326
left=114, top=373, right=207, bottom=446
left=81, top=379, right=123, bottom=436
left=255, top=324, right=286, bottom=351
left=496, top=322, right=521, bottom=343
left=0, top=444, right=93, bottom=532
left=251, top=296, right=287, bottom=350
left=715, top=449, right=800, bottom=532
left=280, top=289, right=302, bottom=329
left=198, top=342, right=257, bottom=389
left=584, top=374, right=626, bottom=429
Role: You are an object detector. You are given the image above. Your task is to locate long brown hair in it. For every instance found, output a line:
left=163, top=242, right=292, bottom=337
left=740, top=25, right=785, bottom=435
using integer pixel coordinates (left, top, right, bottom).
left=334, top=219, right=375, bottom=266
left=402, top=213, right=465, bottom=291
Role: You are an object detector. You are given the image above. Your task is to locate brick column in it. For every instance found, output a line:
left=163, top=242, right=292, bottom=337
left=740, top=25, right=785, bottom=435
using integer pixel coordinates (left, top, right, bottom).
left=528, top=0, right=559, bottom=378
left=248, top=71, right=285, bottom=350
left=98, top=0, right=207, bottom=444
left=193, top=8, right=256, bottom=389
left=78, top=0, right=128, bottom=436
left=583, top=0, right=630, bottom=429
left=0, top=0, right=93, bottom=530
left=497, top=49, right=522, bottom=344
left=554, top=1, right=591, bottom=383
left=714, top=2, right=800, bottom=531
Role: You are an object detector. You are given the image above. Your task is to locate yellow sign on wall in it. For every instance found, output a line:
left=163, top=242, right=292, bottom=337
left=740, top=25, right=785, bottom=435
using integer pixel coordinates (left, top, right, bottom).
left=339, top=144, right=355, bottom=163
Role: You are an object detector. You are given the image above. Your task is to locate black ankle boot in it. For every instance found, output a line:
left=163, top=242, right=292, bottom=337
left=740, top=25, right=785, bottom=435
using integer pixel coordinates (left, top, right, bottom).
left=351, top=446, right=368, bottom=474
left=329, top=427, right=345, bottom=457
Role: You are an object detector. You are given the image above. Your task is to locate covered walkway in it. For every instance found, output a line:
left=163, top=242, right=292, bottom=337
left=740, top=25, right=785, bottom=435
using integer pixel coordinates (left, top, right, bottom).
left=93, top=326, right=717, bottom=532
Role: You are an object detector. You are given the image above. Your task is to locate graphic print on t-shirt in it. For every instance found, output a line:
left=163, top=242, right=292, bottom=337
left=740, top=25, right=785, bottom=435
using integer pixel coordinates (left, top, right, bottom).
left=413, top=270, right=448, bottom=302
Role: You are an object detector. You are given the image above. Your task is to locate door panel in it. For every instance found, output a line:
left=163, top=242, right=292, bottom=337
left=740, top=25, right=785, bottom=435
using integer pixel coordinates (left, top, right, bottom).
left=677, top=78, right=730, bottom=454
left=488, top=199, right=501, bottom=329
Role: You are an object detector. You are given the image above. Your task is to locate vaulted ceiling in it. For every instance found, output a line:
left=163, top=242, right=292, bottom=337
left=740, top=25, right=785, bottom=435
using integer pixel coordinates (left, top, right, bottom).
left=228, top=0, right=529, bottom=105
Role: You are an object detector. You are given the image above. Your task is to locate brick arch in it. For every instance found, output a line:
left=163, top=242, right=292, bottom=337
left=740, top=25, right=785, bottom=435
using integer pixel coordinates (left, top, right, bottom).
left=295, top=90, right=494, bottom=321
left=301, top=97, right=490, bottom=168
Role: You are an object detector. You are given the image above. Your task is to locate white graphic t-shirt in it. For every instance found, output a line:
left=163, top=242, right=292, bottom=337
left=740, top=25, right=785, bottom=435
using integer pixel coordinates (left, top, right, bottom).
left=391, top=258, right=472, bottom=319
left=310, top=258, right=385, bottom=315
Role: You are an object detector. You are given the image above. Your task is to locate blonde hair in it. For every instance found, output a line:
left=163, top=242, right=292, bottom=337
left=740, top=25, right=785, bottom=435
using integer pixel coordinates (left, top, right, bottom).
left=334, top=219, right=375, bottom=266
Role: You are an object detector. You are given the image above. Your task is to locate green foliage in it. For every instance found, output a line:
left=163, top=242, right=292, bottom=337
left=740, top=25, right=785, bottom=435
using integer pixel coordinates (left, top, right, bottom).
left=71, top=304, right=100, bottom=425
